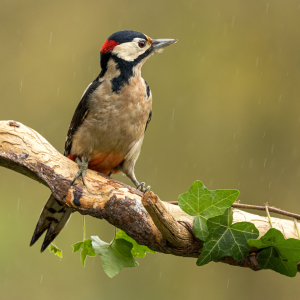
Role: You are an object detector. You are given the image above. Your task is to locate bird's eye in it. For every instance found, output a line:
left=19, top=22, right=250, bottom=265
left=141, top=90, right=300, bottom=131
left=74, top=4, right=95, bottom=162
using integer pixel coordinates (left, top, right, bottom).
left=139, top=41, right=146, bottom=48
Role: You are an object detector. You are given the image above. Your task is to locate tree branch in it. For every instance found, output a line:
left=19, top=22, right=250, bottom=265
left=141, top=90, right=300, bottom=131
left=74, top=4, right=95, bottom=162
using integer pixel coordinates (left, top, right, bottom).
left=168, top=201, right=300, bottom=221
left=0, top=120, right=299, bottom=272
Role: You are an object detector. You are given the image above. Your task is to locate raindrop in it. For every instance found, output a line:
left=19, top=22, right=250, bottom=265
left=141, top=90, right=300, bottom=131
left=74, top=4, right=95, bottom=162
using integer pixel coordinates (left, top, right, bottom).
left=271, top=144, right=274, bottom=153
left=40, top=275, right=43, bottom=284
left=227, top=278, right=230, bottom=288
left=249, top=158, right=254, bottom=169
left=49, top=32, right=52, bottom=44
left=159, top=271, right=162, bottom=279
left=263, top=132, right=265, bottom=138
left=264, top=158, right=267, bottom=168
left=20, top=81, right=22, bottom=92
left=73, top=72, right=76, bottom=80
left=57, top=87, right=60, bottom=97
left=17, top=198, right=20, bottom=210
left=172, top=108, right=175, bottom=121
left=266, top=3, right=269, bottom=13
left=231, top=16, right=235, bottom=28
left=278, top=94, right=282, bottom=102
left=269, top=182, right=271, bottom=188
left=223, top=24, right=228, bottom=37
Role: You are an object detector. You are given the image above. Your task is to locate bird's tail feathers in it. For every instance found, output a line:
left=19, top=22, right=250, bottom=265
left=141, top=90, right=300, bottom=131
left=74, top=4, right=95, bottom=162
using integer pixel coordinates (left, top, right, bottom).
left=30, top=194, right=72, bottom=252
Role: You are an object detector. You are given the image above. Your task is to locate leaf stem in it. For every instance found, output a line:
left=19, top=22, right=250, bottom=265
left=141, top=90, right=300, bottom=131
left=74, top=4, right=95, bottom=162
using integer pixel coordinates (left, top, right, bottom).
left=294, top=219, right=300, bottom=240
left=168, top=201, right=300, bottom=220
left=110, top=227, right=117, bottom=246
left=265, top=205, right=273, bottom=228
left=83, top=216, right=86, bottom=241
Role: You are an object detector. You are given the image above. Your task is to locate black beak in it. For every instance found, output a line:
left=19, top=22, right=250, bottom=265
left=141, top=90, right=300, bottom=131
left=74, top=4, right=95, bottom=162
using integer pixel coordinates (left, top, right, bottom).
left=152, top=39, right=178, bottom=50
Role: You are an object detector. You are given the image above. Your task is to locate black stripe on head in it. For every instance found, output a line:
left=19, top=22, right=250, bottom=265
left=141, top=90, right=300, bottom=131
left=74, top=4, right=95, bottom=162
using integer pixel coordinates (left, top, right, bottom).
left=110, top=46, right=153, bottom=93
left=107, top=30, right=147, bottom=44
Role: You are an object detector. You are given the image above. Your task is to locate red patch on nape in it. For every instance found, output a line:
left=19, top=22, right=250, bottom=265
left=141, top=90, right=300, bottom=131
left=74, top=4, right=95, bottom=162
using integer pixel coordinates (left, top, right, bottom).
left=100, top=39, right=120, bottom=53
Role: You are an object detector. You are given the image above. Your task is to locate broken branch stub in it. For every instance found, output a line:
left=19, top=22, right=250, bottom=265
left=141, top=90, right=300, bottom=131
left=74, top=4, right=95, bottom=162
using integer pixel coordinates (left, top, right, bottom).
left=142, top=191, right=195, bottom=248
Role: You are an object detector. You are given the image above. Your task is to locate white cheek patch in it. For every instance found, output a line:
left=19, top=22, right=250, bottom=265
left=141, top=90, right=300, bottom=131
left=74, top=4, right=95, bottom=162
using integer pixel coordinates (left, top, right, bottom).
left=112, top=39, right=151, bottom=62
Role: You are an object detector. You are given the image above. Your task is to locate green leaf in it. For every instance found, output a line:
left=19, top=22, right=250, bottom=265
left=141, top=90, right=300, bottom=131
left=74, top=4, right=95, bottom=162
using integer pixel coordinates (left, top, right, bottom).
left=257, top=247, right=298, bottom=277
left=48, top=244, right=63, bottom=258
left=248, top=228, right=300, bottom=277
left=178, top=180, right=239, bottom=240
left=116, top=230, right=156, bottom=257
left=248, top=228, right=300, bottom=261
left=197, top=208, right=259, bottom=266
left=72, top=239, right=96, bottom=267
left=91, top=236, right=139, bottom=278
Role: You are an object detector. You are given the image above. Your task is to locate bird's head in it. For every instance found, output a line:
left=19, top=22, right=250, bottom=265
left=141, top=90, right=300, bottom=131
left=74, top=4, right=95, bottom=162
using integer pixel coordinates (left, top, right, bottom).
left=99, top=30, right=177, bottom=77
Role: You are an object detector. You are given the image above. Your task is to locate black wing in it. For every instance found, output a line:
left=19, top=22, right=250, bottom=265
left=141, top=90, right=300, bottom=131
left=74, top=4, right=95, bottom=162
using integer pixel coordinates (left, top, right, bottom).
left=64, top=80, right=101, bottom=156
left=144, top=110, right=152, bottom=133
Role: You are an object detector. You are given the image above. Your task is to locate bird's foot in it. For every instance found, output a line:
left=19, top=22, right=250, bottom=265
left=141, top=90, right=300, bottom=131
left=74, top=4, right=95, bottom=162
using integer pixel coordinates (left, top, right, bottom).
left=71, top=156, right=88, bottom=186
left=136, top=182, right=151, bottom=193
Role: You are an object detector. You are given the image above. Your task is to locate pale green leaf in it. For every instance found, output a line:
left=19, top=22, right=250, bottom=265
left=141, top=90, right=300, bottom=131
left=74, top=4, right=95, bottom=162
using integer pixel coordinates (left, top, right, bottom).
left=48, top=244, right=63, bottom=259
left=91, top=236, right=138, bottom=278
left=72, top=239, right=96, bottom=267
left=116, top=230, right=156, bottom=257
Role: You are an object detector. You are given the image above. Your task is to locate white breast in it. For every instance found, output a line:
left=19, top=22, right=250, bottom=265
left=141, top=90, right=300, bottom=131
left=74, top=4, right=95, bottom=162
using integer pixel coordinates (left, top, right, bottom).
left=70, top=76, right=152, bottom=160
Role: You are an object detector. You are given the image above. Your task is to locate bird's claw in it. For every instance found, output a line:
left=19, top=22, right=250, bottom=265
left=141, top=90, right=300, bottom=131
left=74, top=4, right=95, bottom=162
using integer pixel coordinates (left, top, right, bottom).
left=71, top=157, right=88, bottom=187
left=137, top=182, right=151, bottom=193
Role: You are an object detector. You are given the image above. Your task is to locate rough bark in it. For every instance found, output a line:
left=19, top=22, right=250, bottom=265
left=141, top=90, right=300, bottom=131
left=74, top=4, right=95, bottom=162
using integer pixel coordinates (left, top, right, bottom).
left=0, top=120, right=299, bottom=272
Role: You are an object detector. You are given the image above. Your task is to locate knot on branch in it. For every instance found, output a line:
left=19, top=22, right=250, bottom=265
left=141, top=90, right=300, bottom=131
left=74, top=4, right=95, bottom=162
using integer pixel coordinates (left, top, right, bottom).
left=142, top=191, right=199, bottom=249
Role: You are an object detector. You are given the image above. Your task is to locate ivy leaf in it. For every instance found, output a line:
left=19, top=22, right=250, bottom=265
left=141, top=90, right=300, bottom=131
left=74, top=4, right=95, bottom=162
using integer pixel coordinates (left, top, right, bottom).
left=178, top=180, right=239, bottom=240
left=248, top=228, right=300, bottom=277
left=197, top=208, right=259, bottom=266
left=48, top=244, right=63, bottom=258
left=91, top=236, right=139, bottom=278
left=72, top=239, right=96, bottom=267
left=248, top=228, right=300, bottom=261
left=257, top=247, right=298, bottom=277
left=116, top=230, right=156, bottom=257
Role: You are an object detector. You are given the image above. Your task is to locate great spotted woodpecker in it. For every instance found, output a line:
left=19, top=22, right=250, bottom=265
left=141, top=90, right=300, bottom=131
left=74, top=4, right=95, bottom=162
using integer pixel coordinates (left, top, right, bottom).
left=30, top=30, right=177, bottom=252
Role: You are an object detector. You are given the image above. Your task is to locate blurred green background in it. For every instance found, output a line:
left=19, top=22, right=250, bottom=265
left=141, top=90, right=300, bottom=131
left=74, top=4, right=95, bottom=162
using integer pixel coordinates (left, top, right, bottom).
left=1, top=0, right=300, bottom=299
